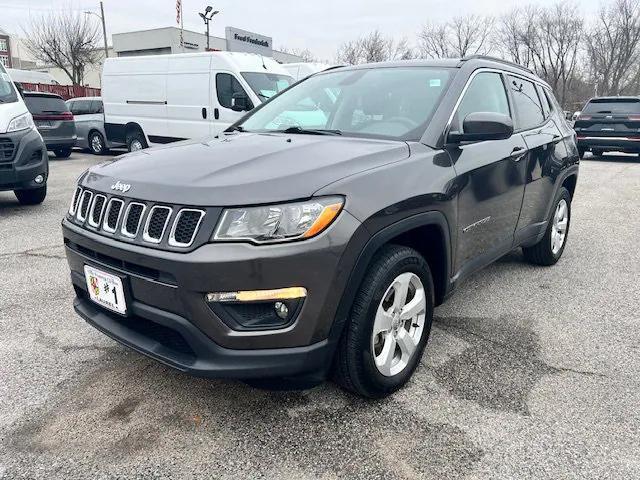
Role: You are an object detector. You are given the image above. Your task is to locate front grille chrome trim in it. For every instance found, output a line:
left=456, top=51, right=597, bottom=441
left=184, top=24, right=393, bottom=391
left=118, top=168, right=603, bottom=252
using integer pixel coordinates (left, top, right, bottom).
left=142, top=206, right=173, bottom=244
left=69, top=187, right=83, bottom=216
left=168, top=209, right=206, bottom=248
left=87, top=194, right=107, bottom=228
left=120, top=202, right=146, bottom=238
left=102, top=198, right=124, bottom=233
left=76, top=190, right=93, bottom=223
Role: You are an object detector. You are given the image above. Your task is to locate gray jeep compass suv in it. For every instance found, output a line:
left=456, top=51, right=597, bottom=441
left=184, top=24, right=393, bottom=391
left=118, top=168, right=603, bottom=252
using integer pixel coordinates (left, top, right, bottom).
left=62, top=56, right=579, bottom=398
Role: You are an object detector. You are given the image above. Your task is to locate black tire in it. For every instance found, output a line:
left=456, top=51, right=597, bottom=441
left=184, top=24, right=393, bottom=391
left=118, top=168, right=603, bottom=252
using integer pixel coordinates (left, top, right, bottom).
left=89, top=131, right=108, bottom=155
left=126, top=130, right=147, bottom=152
left=592, top=149, right=603, bottom=158
left=53, top=147, right=72, bottom=158
left=578, top=147, right=586, bottom=159
left=523, top=187, right=571, bottom=266
left=14, top=185, right=47, bottom=205
left=332, top=245, right=434, bottom=399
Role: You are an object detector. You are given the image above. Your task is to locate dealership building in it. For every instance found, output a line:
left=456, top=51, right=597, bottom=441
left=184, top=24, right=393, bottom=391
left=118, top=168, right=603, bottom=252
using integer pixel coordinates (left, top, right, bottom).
left=112, top=26, right=303, bottom=63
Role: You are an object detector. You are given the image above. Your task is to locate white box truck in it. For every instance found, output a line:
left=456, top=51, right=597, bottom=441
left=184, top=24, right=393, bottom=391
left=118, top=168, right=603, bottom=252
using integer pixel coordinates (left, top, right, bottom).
left=102, top=51, right=294, bottom=151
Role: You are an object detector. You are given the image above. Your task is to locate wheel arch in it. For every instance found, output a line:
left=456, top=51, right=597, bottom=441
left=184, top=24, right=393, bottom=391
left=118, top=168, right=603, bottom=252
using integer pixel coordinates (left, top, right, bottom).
left=328, top=211, right=452, bottom=347
left=561, top=173, right=578, bottom=199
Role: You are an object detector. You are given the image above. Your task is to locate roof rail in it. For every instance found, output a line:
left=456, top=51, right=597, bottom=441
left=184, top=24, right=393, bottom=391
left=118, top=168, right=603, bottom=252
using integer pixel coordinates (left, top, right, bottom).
left=459, top=55, right=535, bottom=75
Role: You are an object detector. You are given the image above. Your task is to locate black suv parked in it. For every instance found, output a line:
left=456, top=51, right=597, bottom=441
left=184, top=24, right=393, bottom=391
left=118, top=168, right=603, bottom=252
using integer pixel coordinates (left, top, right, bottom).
left=62, top=57, right=579, bottom=398
left=574, top=96, right=640, bottom=157
left=24, top=92, right=76, bottom=158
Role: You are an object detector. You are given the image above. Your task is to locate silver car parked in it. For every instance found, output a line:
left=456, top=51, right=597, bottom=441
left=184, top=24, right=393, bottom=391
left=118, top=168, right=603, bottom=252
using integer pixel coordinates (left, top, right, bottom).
left=66, top=97, right=122, bottom=155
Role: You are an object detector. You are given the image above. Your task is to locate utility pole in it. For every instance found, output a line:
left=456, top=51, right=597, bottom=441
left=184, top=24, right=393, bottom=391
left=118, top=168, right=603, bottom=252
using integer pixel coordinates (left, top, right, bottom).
left=100, top=2, right=108, bottom=59
left=199, top=6, right=219, bottom=51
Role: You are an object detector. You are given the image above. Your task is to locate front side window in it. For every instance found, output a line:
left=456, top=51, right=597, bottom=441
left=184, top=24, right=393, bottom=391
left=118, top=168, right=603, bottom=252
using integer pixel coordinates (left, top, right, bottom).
left=216, top=73, right=253, bottom=110
left=508, top=75, right=544, bottom=130
left=0, top=63, right=18, bottom=103
left=451, top=72, right=510, bottom=133
left=240, top=67, right=453, bottom=141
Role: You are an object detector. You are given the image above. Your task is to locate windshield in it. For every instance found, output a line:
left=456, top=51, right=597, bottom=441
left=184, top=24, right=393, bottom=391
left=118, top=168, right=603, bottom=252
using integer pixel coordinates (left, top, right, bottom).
left=583, top=98, right=640, bottom=114
left=0, top=64, right=18, bottom=104
left=241, top=72, right=293, bottom=101
left=239, top=67, right=453, bottom=141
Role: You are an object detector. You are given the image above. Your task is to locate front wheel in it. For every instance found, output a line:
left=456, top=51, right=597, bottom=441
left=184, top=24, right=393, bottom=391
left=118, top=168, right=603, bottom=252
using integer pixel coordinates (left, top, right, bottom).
left=126, top=130, right=147, bottom=152
left=15, top=185, right=47, bottom=205
left=333, top=245, right=434, bottom=398
left=53, top=147, right=72, bottom=158
left=523, top=187, right=571, bottom=266
left=89, top=131, right=108, bottom=155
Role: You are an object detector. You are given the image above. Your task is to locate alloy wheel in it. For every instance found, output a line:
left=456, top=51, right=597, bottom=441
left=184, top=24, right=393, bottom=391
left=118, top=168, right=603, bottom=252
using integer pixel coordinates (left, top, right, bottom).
left=371, top=272, right=426, bottom=377
left=551, top=198, right=569, bottom=254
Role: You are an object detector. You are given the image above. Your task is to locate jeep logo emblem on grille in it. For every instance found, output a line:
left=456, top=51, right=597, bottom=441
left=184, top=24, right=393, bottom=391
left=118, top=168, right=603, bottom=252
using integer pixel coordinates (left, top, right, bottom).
left=111, top=181, right=131, bottom=193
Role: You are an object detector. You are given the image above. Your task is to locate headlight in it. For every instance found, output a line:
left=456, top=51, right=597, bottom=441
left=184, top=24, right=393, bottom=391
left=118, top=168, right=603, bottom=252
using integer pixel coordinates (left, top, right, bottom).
left=7, top=113, right=34, bottom=133
left=213, top=196, right=343, bottom=244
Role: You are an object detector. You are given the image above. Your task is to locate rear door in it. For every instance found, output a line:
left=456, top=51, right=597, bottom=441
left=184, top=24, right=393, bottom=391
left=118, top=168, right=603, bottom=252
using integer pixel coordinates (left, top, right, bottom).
left=25, top=94, right=74, bottom=143
left=447, top=71, right=528, bottom=276
left=69, top=99, right=93, bottom=146
left=574, top=98, right=640, bottom=140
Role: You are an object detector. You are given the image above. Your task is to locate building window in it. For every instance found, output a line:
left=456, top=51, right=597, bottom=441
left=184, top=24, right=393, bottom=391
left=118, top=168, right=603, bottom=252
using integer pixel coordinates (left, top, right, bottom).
left=0, top=38, right=7, bottom=52
left=0, top=55, right=9, bottom=67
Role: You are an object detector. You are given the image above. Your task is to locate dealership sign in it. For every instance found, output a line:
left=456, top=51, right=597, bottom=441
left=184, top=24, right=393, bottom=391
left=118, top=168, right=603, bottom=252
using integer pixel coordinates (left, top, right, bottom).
left=225, top=27, right=273, bottom=56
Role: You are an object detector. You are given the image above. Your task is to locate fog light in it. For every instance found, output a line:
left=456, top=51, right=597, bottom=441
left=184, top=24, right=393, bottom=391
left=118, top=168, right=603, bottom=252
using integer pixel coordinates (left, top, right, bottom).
left=206, top=287, right=307, bottom=303
left=34, top=174, right=44, bottom=184
left=274, top=301, right=289, bottom=320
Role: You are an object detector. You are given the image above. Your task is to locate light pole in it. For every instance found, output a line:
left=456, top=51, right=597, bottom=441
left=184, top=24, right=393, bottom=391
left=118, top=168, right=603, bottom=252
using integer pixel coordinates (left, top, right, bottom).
left=85, top=1, right=109, bottom=60
left=199, top=6, right=219, bottom=51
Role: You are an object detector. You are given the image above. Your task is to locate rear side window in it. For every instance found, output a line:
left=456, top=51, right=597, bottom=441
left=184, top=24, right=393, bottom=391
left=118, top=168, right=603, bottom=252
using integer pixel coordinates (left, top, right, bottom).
left=24, top=95, right=68, bottom=114
left=216, top=73, right=253, bottom=110
left=507, top=76, right=544, bottom=130
left=537, top=85, right=552, bottom=118
left=70, top=99, right=92, bottom=115
left=582, top=98, right=640, bottom=114
left=92, top=100, right=104, bottom=114
left=452, top=72, right=510, bottom=133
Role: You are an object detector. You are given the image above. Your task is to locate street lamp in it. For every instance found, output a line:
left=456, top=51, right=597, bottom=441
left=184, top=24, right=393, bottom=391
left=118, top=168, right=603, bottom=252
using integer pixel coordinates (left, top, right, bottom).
left=199, top=6, right=219, bottom=51
left=85, top=1, right=109, bottom=60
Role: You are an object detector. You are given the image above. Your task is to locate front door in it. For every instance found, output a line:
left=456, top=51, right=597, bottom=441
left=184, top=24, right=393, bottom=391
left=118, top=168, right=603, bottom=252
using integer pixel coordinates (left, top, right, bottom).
left=446, top=71, right=528, bottom=277
left=211, top=72, right=254, bottom=135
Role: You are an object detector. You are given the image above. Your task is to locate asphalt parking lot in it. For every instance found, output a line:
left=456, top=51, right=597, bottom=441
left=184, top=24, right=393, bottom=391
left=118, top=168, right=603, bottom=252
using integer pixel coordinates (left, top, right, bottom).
left=1, top=150, right=639, bottom=479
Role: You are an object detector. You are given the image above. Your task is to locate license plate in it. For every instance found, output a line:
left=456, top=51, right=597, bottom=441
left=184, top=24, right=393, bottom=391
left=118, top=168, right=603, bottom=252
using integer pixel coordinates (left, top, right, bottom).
left=84, top=265, right=127, bottom=315
left=36, top=120, right=52, bottom=128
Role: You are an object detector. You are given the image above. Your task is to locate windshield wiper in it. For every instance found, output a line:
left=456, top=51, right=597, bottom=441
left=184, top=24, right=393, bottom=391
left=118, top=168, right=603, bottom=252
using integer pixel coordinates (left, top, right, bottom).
left=278, top=126, right=342, bottom=136
left=226, top=125, right=247, bottom=133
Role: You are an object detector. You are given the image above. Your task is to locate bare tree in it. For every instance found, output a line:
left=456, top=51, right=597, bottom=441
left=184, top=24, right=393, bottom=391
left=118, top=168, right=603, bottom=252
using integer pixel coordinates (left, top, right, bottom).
left=278, top=46, right=317, bottom=62
left=359, top=30, right=391, bottom=63
left=389, top=37, right=415, bottom=60
left=495, top=7, right=537, bottom=68
left=417, top=15, right=493, bottom=59
left=23, top=9, right=101, bottom=85
left=336, top=39, right=362, bottom=65
left=585, top=0, right=640, bottom=95
left=336, top=30, right=412, bottom=64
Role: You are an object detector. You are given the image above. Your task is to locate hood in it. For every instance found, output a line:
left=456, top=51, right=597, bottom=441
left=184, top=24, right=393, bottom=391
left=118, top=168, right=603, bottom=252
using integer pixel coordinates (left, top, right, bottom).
left=0, top=99, right=29, bottom=134
left=81, top=133, right=410, bottom=206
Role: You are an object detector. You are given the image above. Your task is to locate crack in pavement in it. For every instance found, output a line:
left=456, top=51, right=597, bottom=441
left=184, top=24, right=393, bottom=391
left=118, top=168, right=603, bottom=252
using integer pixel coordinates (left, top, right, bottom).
left=0, top=245, right=65, bottom=260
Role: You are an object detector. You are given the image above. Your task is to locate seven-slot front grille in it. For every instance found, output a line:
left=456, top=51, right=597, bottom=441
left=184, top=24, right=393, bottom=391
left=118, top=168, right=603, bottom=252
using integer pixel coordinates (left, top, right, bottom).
left=69, top=188, right=206, bottom=250
left=0, top=138, right=15, bottom=163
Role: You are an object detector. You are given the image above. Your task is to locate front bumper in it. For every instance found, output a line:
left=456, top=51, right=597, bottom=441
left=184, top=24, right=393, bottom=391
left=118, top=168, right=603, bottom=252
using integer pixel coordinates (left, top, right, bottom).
left=577, top=135, right=640, bottom=153
left=0, top=128, right=48, bottom=192
left=62, top=211, right=368, bottom=379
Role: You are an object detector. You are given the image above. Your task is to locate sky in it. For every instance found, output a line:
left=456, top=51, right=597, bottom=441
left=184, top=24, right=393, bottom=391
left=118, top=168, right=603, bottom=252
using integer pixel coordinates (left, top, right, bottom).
left=1, top=0, right=603, bottom=61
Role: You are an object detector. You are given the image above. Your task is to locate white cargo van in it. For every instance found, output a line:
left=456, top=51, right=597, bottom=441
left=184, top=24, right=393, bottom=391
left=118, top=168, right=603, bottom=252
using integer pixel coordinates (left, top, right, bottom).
left=102, top=51, right=294, bottom=151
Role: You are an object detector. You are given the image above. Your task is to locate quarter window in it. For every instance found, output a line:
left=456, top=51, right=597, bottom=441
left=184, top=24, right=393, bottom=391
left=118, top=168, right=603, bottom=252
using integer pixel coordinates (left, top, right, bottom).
left=452, top=72, right=510, bottom=133
left=216, top=73, right=253, bottom=110
left=508, top=75, right=544, bottom=130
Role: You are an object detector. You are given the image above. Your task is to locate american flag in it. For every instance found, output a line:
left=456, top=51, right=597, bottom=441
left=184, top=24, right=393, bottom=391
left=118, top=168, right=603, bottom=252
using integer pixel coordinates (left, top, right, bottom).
left=176, top=0, right=182, bottom=24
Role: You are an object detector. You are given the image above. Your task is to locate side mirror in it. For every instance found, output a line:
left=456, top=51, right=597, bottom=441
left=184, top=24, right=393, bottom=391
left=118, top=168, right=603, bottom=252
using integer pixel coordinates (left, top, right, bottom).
left=15, top=82, right=24, bottom=99
left=448, top=112, right=514, bottom=143
left=231, top=92, right=250, bottom=112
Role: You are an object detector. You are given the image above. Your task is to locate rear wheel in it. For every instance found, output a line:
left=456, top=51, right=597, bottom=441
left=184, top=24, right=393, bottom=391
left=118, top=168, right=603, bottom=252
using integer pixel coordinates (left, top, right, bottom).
left=333, top=245, right=434, bottom=398
left=592, top=149, right=603, bottom=158
left=89, top=131, right=107, bottom=155
left=126, top=130, right=147, bottom=152
left=15, top=185, right=47, bottom=205
left=53, top=147, right=72, bottom=158
left=523, top=187, right=571, bottom=266
left=577, top=147, right=586, bottom=159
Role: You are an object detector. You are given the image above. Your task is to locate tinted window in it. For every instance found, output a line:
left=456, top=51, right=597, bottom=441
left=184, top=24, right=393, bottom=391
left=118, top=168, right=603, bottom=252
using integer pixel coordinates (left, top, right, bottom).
left=71, top=99, right=92, bottom=115
left=216, top=73, right=253, bottom=110
left=241, top=67, right=453, bottom=141
left=452, top=72, right=510, bottom=133
left=24, top=95, right=68, bottom=114
left=91, top=100, right=104, bottom=114
left=537, top=85, right=552, bottom=118
left=582, top=98, right=640, bottom=114
left=508, top=76, right=544, bottom=130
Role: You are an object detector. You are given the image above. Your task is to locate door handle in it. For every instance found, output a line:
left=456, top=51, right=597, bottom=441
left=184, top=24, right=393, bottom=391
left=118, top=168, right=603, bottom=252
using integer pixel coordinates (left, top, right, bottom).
left=552, top=134, right=563, bottom=144
left=214, top=108, right=220, bottom=120
left=510, top=146, right=526, bottom=161
left=202, top=107, right=207, bottom=119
